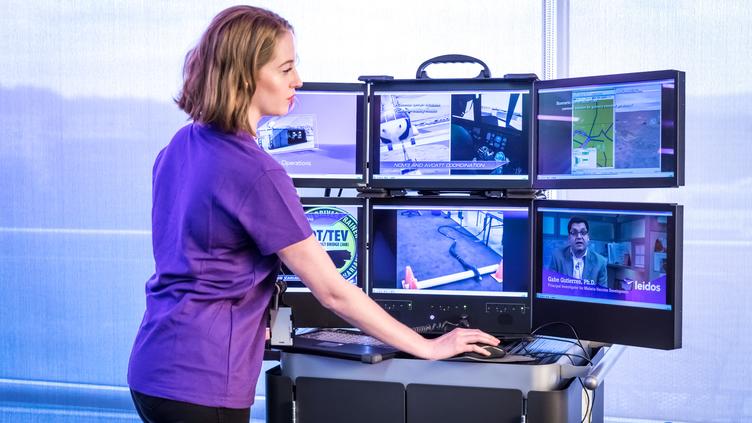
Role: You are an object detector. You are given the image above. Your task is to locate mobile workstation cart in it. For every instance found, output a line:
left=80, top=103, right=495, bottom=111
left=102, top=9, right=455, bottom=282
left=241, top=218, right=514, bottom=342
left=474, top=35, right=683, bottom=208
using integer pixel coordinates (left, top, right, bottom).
left=265, top=344, right=625, bottom=423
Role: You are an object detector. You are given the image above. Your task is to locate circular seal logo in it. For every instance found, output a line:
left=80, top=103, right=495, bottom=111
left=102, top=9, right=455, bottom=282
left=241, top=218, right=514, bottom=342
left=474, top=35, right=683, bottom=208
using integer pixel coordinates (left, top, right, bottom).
left=305, top=206, right=358, bottom=282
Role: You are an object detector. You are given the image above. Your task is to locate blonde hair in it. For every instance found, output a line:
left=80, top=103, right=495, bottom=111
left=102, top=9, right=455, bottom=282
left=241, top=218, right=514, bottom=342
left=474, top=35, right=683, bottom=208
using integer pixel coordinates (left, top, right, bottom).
left=176, top=6, right=293, bottom=135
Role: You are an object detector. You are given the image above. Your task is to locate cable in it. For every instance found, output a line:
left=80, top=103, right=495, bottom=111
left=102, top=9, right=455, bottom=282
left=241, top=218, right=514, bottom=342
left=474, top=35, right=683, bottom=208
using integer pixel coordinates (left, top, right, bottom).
left=529, top=321, right=591, bottom=362
left=527, top=335, right=591, bottom=362
left=450, top=240, right=481, bottom=281
left=496, top=334, right=530, bottom=343
left=400, top=209, right=422, bottom=217
left=437, top=225, right=486, bottom=281
left=437, top=222, right=486, bottom=241
left=494, top=326, right=596, bottom=421
left=578, top=376, right=591, bottom=423
left=518, top=351, right=592, bottom=366
left=587, top=380, right=595, bottom=423
left=559, top=344, right=595, bottom=423
left=516, top=321, right=596, bottom=421
left=557, top=354, right=592, bottom=423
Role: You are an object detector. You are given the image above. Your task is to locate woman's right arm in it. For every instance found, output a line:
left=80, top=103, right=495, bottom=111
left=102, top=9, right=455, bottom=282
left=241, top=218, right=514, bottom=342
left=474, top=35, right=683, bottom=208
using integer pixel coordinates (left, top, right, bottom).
left=277, top=235, right=499, bottom=360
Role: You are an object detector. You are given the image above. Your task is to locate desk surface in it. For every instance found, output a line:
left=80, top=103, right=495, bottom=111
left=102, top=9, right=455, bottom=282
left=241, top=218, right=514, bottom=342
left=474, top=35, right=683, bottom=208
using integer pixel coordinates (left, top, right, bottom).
left=280, top=351, right=594, bottom=397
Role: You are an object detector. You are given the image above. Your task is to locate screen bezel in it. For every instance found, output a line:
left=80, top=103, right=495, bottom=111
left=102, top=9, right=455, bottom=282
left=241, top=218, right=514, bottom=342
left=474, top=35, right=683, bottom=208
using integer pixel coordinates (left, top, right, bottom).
left=533, top=70, right=685, bottom=189
left=367, top=78, right=535, bottom=191
left=279, top=82, right=366, bottom=188
left=367, top=196, right=534, bottom=336
left=281, top=197, right=366, bottom=328
left=532, top=199, right=683, bottom=349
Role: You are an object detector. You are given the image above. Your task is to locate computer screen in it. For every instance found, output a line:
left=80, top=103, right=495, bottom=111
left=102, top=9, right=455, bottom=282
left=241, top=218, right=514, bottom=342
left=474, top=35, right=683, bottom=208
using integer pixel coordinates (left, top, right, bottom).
left=369, top=79, right=533, bottom=191
left=535, top=70, right=684, bottom=189
left=257, top=82, right=365, bottom=187
left=280, top=197, right=364, bottom=327
left=369, top=197, right=532, bottom=335
left=533, top=200, right=683, bottom=349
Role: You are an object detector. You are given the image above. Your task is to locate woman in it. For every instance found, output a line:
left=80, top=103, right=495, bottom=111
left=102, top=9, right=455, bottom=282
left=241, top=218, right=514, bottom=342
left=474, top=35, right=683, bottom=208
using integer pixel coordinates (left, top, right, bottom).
left=128, top=5, right=498, bottom=422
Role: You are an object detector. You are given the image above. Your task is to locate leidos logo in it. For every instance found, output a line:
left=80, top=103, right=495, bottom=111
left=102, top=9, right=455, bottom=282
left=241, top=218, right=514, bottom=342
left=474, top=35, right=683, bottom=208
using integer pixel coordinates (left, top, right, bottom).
left=635, top=281, right=662, bottom=292
left=306, top=207, right=358, bottom=281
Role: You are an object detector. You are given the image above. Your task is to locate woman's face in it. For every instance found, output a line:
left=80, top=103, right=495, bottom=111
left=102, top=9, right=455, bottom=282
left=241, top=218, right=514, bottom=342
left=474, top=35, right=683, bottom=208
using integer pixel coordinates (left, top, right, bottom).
left=250, top=30, right=302, bottom=121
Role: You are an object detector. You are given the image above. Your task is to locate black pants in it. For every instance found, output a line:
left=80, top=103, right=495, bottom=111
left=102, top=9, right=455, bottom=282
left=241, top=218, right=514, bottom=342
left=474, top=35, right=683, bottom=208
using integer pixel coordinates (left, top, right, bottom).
left=130, top=390, right=251, bottom=423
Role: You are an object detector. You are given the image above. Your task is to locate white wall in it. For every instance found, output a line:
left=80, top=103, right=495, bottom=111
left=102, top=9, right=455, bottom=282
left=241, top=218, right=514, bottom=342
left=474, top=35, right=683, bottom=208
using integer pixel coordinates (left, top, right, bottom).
left=562, top=1, right=752, bottom=421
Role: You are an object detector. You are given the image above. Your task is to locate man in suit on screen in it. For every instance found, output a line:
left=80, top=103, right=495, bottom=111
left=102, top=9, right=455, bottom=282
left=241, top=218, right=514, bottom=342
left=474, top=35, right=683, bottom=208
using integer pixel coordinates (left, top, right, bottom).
left=548, top=216, right=608, bottom=287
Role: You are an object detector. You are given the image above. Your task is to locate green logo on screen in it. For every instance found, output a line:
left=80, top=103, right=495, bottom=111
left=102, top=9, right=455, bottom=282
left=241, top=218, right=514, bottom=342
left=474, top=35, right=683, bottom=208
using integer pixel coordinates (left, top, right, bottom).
left=305, top=206, right=358, bottom=282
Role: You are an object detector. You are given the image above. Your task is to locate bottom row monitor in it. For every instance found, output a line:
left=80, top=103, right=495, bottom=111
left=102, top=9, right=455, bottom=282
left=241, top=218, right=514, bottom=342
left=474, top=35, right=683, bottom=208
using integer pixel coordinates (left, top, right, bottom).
left=280, top=197, right=682, bottom=349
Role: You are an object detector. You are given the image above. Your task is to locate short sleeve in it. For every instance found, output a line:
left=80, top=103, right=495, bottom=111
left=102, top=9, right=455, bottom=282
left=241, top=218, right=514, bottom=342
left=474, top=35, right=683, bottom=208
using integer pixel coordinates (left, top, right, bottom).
left=237, top=169, right=313, bottom=256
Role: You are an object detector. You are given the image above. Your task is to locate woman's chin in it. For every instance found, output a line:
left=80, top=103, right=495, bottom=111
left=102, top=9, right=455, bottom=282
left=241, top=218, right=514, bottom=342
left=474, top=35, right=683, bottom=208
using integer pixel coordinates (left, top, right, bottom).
left=264, top=108, right=290, bottom=117
left=276, top=106, right=292, bottom=116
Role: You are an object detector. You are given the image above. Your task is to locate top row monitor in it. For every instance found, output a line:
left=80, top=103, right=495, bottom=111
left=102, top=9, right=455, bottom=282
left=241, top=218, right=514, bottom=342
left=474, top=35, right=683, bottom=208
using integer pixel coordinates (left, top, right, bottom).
left=258, top=70, right=685, bottom=190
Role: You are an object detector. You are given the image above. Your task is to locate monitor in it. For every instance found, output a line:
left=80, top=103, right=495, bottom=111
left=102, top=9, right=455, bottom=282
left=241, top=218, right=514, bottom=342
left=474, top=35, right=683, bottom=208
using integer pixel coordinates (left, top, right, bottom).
left=257, top=82, right=365, bottom=187
left=369, top=197, right=532, bottom=335
left=280, top=197, right=365, bottom=327
left=533, top=200, right=683, bottom=349
left=534, top=70, right=685, bottom=189
left=369, top=78, right=534, bottom=191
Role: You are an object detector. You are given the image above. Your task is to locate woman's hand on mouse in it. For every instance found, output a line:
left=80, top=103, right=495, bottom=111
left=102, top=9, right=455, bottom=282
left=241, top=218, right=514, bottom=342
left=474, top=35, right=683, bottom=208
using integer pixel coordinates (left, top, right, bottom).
left=421, top=328, right=499, bottom=360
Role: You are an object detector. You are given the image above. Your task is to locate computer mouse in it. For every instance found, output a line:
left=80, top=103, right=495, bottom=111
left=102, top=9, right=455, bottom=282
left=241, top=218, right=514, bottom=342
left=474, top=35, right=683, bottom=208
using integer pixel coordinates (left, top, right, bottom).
left=464, top=344, right=506, bottom=360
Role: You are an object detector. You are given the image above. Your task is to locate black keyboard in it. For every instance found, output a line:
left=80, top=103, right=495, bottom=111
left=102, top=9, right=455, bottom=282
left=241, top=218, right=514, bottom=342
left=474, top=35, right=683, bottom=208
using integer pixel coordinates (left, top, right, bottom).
left=298, top=329, right=387, bottom=347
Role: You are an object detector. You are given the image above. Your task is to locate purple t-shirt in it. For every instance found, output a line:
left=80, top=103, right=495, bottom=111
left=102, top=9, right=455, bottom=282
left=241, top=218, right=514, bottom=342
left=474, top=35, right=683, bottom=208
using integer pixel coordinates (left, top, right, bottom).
left=128, top=123, right=312, bottom=408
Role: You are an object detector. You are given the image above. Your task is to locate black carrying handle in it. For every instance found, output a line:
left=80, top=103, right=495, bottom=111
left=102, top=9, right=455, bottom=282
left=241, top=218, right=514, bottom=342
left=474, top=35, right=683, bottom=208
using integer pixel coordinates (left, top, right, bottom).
left=415, top=54, right=491, bottom=79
